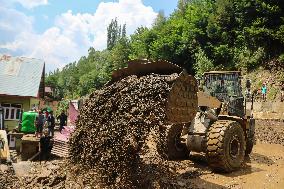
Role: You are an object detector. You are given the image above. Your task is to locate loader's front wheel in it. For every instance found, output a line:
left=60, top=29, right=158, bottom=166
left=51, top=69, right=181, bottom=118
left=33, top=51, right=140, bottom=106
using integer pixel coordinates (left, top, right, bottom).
left=206, top=120, right=246, bottom=172
left=157, top=124, right=189, bottom=160
left=245, top=118, right=255, bottom=156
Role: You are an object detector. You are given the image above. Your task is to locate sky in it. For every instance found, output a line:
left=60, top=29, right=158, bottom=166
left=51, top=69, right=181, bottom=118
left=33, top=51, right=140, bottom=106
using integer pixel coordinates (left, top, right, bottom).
left=0, top=0, right=178, bottom=72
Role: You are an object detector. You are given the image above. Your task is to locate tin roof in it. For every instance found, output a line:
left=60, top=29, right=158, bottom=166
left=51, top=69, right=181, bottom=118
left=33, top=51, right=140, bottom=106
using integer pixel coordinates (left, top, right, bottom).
left=0, top=55, right=45, bottom=97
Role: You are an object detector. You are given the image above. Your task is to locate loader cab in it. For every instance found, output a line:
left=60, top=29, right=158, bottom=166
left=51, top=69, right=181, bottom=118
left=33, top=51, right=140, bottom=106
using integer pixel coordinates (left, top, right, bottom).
left=201, top=71, right=245, bottom=118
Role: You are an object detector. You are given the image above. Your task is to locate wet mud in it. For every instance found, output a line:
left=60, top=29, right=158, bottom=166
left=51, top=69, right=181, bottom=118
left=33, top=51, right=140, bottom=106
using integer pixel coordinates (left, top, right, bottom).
left=189, top=120, right=284, bottom=189
left=1, top=121, right=284, bottom=188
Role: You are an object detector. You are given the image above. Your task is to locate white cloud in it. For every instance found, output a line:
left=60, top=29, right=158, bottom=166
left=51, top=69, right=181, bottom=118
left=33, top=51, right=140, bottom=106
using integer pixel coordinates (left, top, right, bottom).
left=0, top=6, right=33, bottom=44
left=12, top=0, right=48, bottom=9
left=0, top=0, right=157, bottom=72
left=43, top=15, right=49, bottom=20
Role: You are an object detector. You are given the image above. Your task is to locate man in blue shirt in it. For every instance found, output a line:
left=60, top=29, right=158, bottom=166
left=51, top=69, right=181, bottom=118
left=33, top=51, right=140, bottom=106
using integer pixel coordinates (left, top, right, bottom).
left=261, top=83, right=267, bottom=101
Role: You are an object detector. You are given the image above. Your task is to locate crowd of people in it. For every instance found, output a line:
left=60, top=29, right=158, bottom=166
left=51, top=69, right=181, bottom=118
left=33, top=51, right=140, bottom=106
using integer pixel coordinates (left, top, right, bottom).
left=33, top=110, right=67, bottom=163
left=34, top=110, right=67, bottom=138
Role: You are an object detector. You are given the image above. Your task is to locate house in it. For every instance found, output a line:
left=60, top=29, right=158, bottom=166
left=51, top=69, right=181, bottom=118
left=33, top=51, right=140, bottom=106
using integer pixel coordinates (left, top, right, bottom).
left=0, top=55, right=45, bottom=131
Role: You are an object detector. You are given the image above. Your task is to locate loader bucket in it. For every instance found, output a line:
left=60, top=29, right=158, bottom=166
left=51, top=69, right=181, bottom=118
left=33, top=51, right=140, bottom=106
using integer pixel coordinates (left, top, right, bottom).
left=166, top=70, right=198, bottom=123
left=108, top=59, right=198, bottom=123
left=107, top=59, right=183, bottom=85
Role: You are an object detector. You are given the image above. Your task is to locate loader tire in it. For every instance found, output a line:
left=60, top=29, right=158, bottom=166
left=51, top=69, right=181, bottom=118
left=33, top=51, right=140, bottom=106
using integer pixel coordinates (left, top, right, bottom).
left=157, top=124, right=189, bottom=160
left=245, top=139, right=254, bottom=156
left=206, top=120, right=246, bottom=172
left=245, top=119, right=255, bottom=156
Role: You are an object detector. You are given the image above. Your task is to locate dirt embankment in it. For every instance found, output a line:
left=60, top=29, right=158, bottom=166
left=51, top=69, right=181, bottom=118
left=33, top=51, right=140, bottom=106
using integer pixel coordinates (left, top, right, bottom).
left=255, top=120, right=284, bottom=145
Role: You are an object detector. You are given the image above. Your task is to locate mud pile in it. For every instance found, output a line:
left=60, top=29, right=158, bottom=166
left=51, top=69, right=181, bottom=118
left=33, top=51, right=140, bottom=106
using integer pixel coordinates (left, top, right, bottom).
left=18, top=160, right=67, bottom=188
left=0, top=164, right=20, bottom=189
left=68, top=74, right=178, bottom=188
left=255, top=120, right=284, bottom=145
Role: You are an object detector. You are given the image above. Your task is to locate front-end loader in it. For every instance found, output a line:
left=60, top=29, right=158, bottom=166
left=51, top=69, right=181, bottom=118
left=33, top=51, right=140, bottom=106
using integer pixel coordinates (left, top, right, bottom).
left=110, top=60, right=255, bottom=172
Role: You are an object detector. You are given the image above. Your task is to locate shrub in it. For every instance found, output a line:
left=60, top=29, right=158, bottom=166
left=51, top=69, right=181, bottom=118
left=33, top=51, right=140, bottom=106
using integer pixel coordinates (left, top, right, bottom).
left=56, top=100, right=69, bottom=117
left=194, top=48, right=214, bottom=77
left=234, top=47, right=266, bottom=71
left=267, top=86, right=277, bottom=101
left=278, top=53, right=284, bottom=63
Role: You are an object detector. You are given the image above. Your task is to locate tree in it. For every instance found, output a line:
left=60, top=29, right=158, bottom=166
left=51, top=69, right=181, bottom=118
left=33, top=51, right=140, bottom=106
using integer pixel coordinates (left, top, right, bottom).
left=107, top=18, right=120, bottom=50
left=46, top=0, right=284, bottom=99
left=194, top=48, right=214, bottom=77
left=121, top=24, right=126, bottom=38
left=107, top=18, right=128, bottom=51
left=177, top=0, right=190, bottom=16
left=153, top=10, right=166, bottom=29
left=109, top=38, right=130, bottom=71
left=129, top=27, right=157, bottom=60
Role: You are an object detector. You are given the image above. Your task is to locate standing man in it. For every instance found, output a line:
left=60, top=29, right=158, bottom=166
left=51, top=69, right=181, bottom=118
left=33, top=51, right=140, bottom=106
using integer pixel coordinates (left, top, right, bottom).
left=245, top=79, right=252, bottom=101
left=35, top=110, right=45, bottom=138
left=39, top=129, right=53, bottom=163
left=47, top=111, right=55, bottom=137
left=280, top=81, right=284, bottom=102
left=261, top=83, right=267, bottom=102
left=57, top=111, right=67, bottom=133
left=246, top=79, right=251, bottom=95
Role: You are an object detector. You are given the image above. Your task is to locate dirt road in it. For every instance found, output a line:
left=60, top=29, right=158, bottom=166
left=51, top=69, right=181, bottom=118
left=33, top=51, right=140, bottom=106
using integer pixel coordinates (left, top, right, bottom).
left=189, top=143, right=284, bottom=189
left=1, top=120, right=284, bottom=189
left=174, top=120, right=284, bottom=189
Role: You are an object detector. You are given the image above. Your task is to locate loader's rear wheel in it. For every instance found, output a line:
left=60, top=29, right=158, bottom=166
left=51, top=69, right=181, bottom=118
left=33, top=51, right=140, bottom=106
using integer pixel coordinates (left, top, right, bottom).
left=157, top=124, right=189, bottom=160
left=206, top=120, right=246, bottom=172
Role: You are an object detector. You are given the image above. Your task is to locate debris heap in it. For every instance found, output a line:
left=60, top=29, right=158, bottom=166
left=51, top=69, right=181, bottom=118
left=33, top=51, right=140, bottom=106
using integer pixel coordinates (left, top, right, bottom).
left=255, top=120, right=284, bottom=145
left=69, top=74, right=178, bottom=188
left=0, top=164, right=20, bottom=189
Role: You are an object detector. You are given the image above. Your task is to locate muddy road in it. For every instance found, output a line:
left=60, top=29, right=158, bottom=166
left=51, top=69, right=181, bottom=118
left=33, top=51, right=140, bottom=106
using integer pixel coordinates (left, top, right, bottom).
left=1, top=120, right=284, bottom=189
left=189, top=143, right=284, bottom=189
left=175, top=120, right=284, bottom=189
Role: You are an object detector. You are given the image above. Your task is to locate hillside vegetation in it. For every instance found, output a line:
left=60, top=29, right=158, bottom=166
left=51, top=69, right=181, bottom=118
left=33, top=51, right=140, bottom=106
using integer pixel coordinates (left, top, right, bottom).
left=46, top=0, right=284, bottom=99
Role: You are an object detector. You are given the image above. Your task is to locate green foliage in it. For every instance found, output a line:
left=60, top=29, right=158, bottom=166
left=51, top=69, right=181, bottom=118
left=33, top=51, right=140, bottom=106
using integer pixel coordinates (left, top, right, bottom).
left=55, top=100, right=69, bottom=117
left=46, top=47, right=112, bottom=99
left=46, top=0, right=284, bottom=99
left=235, top=47, right=266, bottom=71
left=108, top=38, right=130, bottom=71
left=153, top=10, right=166, bottom=29
left=194, top=48, right=214, bottom=77
left=129, top=27, right=156, bottom=60
left=46, top=20, right=132, bottom=99
left=107, top=18, right=126, bottom=50
left=268, top=86, right=277, bottom=101
left=278, top=53, right=284, bottom=63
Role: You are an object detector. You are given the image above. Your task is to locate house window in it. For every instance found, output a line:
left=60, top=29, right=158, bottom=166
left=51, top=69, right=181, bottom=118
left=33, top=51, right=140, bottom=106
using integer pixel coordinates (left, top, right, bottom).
left=1, top=103, right=22, bottom=120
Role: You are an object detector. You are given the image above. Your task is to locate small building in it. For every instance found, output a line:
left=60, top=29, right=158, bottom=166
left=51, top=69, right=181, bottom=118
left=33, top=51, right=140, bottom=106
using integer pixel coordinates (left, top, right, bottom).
left=0, top=55, right=45, bottom=131
left=44, top=86, right=53, bottom=97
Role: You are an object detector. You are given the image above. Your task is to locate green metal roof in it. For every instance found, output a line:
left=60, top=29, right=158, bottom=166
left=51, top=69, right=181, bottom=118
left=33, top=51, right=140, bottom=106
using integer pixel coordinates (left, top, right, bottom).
left=0, top=55, right=44, bottom=97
